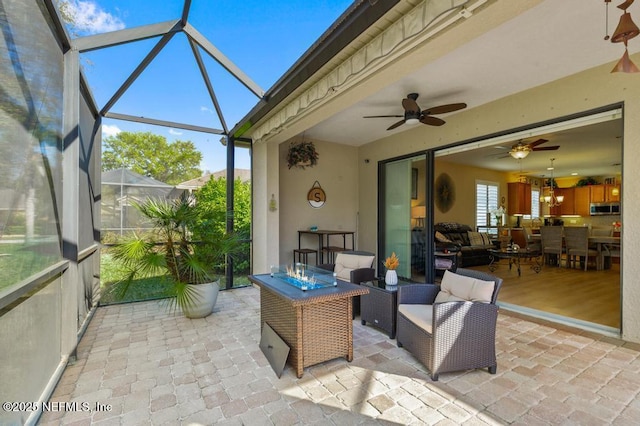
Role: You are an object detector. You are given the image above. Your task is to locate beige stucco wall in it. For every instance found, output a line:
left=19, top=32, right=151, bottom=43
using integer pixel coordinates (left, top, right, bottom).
left=277, top=139, right=360, bottom=265
left=358, top=54, right=640, bottom=342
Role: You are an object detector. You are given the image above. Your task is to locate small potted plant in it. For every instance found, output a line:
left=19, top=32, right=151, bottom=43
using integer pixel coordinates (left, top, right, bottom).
left=108, top=192, right=241, bottom=318
left=287, top=140, right=319, bottom=169
left=384, top=252, right=399, bottom=285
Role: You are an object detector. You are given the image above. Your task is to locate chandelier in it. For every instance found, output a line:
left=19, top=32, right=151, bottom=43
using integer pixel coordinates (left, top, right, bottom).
left=541, top=158, right=564, bottom=207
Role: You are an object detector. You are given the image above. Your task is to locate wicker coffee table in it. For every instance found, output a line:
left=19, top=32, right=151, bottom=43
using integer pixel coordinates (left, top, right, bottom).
left=249, top=273, right=368, bottom=378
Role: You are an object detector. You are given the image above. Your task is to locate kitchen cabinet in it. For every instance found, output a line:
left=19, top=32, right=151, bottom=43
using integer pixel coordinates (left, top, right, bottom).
left=550, top=187, right=575, bottom=216
left=574, top=186, right=590, bottom=217
left=508, top=182, right=531, bottom=216
left=590, top=184, right=621, bottom=203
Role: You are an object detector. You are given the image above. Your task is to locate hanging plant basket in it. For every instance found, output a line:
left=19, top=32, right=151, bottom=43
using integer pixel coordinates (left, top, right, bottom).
left=287, top=141, right=319, bottom=169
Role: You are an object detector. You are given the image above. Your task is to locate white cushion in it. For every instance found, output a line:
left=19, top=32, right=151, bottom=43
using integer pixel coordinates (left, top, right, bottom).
left=333, top=253, right=374, bottom=282
left=434, top=270, right=495, bottom=303
left=398, top=304, right=433, bottom=334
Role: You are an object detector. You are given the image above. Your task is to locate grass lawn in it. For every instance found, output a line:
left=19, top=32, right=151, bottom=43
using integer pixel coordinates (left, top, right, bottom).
left=0, top=241, right=61, bottom=292
left=99, top=252, right=250, bottom=305
left=99, top=252, right=175, bottom=305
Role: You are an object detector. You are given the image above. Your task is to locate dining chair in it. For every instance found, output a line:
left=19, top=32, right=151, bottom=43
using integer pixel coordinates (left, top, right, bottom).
left=564, top=226, right=599, bottom=271
left=539, top=226, right=564, bottom=266
left=523, top=226, right=541, bottom=252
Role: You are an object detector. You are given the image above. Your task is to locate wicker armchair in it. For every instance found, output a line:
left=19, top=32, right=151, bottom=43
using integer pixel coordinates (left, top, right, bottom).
left=396, top=268, right=503, bottom=381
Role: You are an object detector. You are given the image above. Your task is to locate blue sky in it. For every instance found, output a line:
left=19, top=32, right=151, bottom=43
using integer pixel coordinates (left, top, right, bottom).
left=63, top=0, right=353, bottom=173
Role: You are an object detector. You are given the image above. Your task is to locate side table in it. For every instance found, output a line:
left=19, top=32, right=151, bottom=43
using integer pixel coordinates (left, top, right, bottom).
left=360, top=278, right=411, bottom=339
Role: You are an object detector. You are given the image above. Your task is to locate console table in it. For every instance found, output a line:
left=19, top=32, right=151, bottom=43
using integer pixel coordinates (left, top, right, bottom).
left=249, top=273, right=368, bottom=378
left=298, top=229, right=355, bottom=264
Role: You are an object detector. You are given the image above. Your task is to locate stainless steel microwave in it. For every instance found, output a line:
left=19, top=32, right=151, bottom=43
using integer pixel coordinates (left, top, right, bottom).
left=590, top=202, right=620, bottom=215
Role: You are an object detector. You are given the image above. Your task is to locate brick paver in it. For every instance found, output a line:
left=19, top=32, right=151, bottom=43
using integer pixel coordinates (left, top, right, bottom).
left=38, top=286, right=640, bottom=425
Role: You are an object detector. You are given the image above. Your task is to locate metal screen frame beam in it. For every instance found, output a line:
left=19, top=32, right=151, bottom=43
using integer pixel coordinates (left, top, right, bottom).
left=184, top=23, right=264, bottom=98
left=72, top=20, right=182, bottom=52
left=104, top=112, right=223, bottom=134
left=187, top=37, right=228, bottom=133
left=100, top=32, right=176, bottom=115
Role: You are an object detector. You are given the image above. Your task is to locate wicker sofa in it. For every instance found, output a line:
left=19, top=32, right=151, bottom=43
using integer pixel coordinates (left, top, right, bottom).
left=396, top=268, right=503, bottom=381
left=435, top=222, right=493, bottom=267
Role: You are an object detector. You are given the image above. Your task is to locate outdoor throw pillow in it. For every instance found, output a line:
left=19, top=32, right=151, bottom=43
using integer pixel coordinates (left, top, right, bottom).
left=333, top=253, right=375, bottom=282
left=435, top=270, right=495, bottom=303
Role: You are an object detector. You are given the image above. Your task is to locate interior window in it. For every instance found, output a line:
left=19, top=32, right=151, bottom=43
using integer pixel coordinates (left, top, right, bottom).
left=476, top=181, right=499, bottom=236
left=524, top=188, right=540, bottom=220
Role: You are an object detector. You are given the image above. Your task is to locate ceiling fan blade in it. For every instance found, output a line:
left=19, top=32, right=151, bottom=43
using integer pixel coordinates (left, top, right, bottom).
left=528, top=138, right=549, bottom=148
left=423, top=103, right=467, bottom=115
left=363, top=114, right=404, bottom=118
left=532, top=145, right=560, bottom=151
left=386, top=119, right=406, bottom=130
left=402, top=97, right=420, bottom=113
left=420, top=115, right=446, bottom=126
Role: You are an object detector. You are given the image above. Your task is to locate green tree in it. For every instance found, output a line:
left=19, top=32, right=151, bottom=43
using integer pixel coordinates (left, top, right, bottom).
left=102, top=131, right=202, bottom=185
left=193, top=176, right=251, bottom=274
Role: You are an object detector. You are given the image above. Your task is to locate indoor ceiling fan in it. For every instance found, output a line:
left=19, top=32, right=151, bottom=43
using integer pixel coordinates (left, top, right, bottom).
left=505, top=138, right=560, bottom=159
left=363, top=93, right=467, bottom=130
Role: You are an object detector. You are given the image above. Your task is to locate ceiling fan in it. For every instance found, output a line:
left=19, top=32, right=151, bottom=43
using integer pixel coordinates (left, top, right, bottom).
left=505, top=138, right=560, bottom=159
left=363, top=93, right=467, bottom=130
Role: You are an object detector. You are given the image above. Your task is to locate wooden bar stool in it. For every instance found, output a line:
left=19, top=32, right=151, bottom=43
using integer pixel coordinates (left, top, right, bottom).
left=293, top=248, right=317, bottom=265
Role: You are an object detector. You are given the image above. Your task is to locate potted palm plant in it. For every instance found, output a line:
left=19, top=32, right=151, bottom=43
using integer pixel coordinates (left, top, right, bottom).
left=108, top=192, right=241, bottom=318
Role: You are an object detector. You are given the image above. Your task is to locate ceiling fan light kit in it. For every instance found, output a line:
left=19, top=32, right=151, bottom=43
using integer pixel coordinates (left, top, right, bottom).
left=606, top=0, right=640, bottom=73
left=504, top=139, right=559, bottom=160
left=363, top=93, right=467, bottom=130
left=509, top=145, right=531, bottom=159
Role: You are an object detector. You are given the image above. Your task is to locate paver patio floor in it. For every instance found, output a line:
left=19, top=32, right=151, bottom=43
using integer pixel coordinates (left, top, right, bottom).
left=39, top=285, right=640, bottom=425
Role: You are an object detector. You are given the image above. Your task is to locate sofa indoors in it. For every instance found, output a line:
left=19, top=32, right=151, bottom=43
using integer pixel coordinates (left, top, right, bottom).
left=434, top=222, right=493, bottom=267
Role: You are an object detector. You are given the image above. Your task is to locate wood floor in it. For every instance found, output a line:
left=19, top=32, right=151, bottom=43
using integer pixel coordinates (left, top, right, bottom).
left=468, top=257, right=621, bottom=329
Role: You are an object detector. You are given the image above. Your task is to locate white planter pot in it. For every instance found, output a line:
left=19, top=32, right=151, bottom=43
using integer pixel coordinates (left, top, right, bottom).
left=385, top=270, right=398, bottom=285
left=183, top=280, right=220, bottom=319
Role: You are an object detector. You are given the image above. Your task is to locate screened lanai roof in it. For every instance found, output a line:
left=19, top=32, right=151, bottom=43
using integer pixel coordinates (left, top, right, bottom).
left=65, top=0, right=367, bottom=145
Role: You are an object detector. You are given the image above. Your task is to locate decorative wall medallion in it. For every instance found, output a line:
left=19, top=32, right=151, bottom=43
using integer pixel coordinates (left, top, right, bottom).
left=307, top=181, right=326, bottom=208
left=435, top=173, right=455, bottom=213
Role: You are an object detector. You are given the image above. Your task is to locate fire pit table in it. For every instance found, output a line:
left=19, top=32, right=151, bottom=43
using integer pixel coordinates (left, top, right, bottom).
left=249, top=264, right=368, bottom=378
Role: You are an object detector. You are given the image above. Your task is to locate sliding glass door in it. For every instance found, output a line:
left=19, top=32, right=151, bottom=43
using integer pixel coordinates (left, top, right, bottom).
left=380, top=155, right=426, bottom=281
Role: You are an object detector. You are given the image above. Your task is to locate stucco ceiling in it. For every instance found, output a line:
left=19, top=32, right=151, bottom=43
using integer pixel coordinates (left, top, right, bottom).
left=300, top=0, right=634, bottom=178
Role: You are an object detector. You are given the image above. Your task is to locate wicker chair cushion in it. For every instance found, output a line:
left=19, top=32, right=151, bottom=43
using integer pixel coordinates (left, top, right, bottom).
left=333, top=253, right=375, bottom=281
left=434, top=270, right=495, bottom=303
left=397, top=303, right=434, bottom=334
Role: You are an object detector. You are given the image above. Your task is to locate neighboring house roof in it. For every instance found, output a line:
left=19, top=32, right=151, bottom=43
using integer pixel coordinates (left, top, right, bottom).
left=176, top=169, right=251, bottom=190
left=102, top=169, right=173, bottom=188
